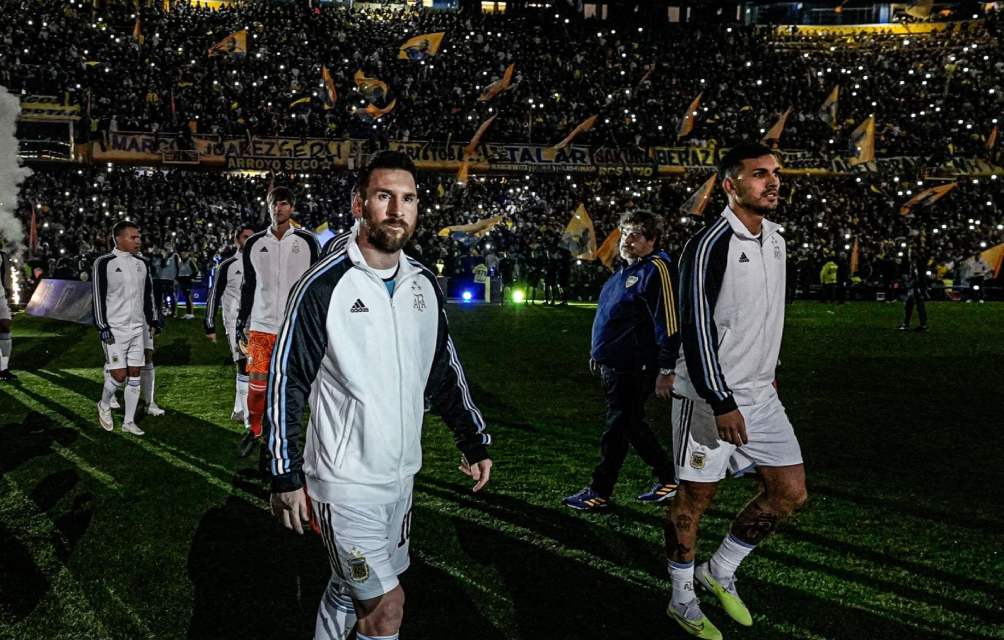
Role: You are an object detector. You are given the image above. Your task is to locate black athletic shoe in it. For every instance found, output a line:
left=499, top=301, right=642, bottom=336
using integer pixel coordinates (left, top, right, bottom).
left=238, top=431, right=258, bottom=458
left=0, top=369, right=18, bottom=382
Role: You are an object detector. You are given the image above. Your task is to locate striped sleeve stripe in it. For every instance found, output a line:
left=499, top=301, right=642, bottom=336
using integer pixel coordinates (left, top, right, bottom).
left=446, top=337, right=489, bottom=443
left=91, top=254, right=112, bottom=329
left=205, top=257, right=233, bottom=330
left=651, top=258, right=678, bottom=335
left=267, top=249, right=348, bottom=477
left=692, top=219, right=731, bottom=399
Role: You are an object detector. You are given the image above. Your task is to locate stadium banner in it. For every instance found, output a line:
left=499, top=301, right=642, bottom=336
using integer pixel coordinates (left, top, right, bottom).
left=25, top=279, right=95, bottom=325
left=18, top=101, right=81, bottom=122
left=89, top=132, right=1003, bottom=176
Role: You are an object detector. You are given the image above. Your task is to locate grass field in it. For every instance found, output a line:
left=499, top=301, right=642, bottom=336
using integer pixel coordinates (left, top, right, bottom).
left=1, top=301, right=1003, bottom=640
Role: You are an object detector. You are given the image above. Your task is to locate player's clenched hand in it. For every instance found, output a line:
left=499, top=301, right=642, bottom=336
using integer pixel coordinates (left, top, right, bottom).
left=715, top=409, right=748, bottom=446
left=271, top=488, right=310, bottom=535
left=206, top=332, right=217, bottom=342
left=459, top=456, right=493, bottom=492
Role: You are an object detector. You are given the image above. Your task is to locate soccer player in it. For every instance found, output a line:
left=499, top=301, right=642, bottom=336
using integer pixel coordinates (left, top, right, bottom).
left=666, top=143, right=807, bottom=639
left=205, top=224, right=254, bottom=434
left=0, top=248, right=15, bottom=382
left=265, top=151, right=493, bottom=640
left=93, top=221, right=159, bottom=436
left=563, top=210, right=679, bottom=511
left=236, top=187, right=319, bottom=455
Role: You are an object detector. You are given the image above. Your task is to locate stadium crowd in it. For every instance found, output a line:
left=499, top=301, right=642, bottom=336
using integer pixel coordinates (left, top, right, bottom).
left=14, top=164, right=1004, bottom=304
left=0, top=0, right=1001, bottom=157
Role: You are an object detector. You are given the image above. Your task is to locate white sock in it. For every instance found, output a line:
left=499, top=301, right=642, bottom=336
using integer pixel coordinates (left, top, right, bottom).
left=0, top=332, right=11, bottom=370
left=355, top=634, right=398, bottom=640
left=668, top=560, right=696, bottom=605
left=236, top=373, right=249, bottom=415
left=141, top=364, right=156, bottom=405
left=315, top=580, right=357, bottom=640
left=124, top=377, right=142, bottom=423
left=101, top=375, right=123, bottom=408
left=709, top=534, right=756, bottom=582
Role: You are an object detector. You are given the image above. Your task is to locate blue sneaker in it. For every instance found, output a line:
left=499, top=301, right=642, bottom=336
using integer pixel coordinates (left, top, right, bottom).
left=637, top=482, right=678, bottom=503
left=562, top=487, right=610, bottom=511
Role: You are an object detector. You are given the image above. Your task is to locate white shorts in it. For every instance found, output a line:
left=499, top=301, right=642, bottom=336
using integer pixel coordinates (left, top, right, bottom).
left=673, top=390, right=802, bottom=482
left=142, top=328, right=154, bottom=352
left=0, top=296, right=10, bottom=321
left=226, top=331, right=243, bottom=362
left=312, top=479, right=413, bottom=601
left=102, top=331, right=146, bottom=369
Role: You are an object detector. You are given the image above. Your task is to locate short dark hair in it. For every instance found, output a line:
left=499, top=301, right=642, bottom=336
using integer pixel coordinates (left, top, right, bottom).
left=112, top=220, right=139, bottom=237
left=618, top=210, right=662, bottom=244
left=718, top=142, right=777, bottom=182
left=234, top=223, right=256, bottom=240
left=356, top=150, right=418, bottom=198
left=267, top=186, right=295, bottom=206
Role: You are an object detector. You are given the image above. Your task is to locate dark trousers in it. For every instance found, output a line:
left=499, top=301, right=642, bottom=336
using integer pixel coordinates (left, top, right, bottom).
left=177, top=276, right=194, bottom=315
left=904, top=289, right=927, bottom=326
left=591, top=366, right=675, bottom=497
left=154, top=279, right=176, bottom=317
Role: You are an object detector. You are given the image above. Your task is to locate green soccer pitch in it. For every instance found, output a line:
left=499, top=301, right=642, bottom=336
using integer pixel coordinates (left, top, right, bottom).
left=1, top=302, right=1002, bottom=640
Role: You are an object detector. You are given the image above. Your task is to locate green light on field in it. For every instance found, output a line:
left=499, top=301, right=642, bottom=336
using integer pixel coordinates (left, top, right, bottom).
left=512, top=289, right=526, bottom=304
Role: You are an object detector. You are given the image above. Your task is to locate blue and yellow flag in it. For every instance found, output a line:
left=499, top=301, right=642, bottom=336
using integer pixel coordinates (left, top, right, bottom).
left=354, top=69, right=389, bottom=101
left=321, top=65, right=337, bottom=110
left=679, top=174, right=717, bottom=217
left=478, top=64, right=514, bottom=102
left=208, top=30, right=247, bottom=57
left=677, top=93, right=702, bottom=140
left=899, top=182, right=956, bottom=216
left=399, top=32, right=445, bottom=60
left=818, top=86, right=839, bottom=129
left=849, top=115, right=875, bottom=166
left=438, top=216, right=504, bottom=245
left=561, top=204, right=597, bottom=260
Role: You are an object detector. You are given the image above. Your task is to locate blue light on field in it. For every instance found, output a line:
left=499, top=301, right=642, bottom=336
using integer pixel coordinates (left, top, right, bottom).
left=461, top=291, right=473, bottom=302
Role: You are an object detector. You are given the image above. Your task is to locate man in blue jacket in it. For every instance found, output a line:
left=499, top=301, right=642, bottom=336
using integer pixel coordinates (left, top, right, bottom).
left=563, top=210, right=679, bottom=511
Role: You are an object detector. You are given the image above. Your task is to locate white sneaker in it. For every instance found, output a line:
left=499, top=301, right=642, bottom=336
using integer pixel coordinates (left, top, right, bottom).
left=146, top=403, right=166, bottom=416
left=109, top=396, right=121, bottom=410
left=231, top=410, right=245, bottom=422
left=121, top=421, right=145, bottom=436
left=97, top=402, right=114, bottom=431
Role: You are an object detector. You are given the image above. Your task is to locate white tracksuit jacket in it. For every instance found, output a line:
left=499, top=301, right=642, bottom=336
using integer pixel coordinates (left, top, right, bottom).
left=92, top=249, right=156, bottom=338
left=675, top=207, right=787, bottom=415
left=264, top=238, right=491, bottom=504
left=237, top=227, right=320, bottom=335
left=204, top=251, right=244, bottom=335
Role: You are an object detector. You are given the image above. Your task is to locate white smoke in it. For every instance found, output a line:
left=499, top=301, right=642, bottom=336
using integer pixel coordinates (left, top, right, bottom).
left=0, top=85, right=32, bottom=253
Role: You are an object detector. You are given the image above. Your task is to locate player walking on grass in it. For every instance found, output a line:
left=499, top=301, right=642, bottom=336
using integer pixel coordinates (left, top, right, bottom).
left=563, top=210, right=680, bottom=511
left=0, top=249, right=15, bottom=382
left=236, top=186, right=319, bottom=457
left=205, top=224, right=255, bottom=428
left=265, top=151, right=492, bottom=640
left=93, top=221, right=159, bottom=436
left=666, top=143, right=807, bottom=639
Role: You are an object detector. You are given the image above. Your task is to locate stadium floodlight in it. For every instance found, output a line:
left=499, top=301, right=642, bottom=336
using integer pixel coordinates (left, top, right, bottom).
left=461, top=291, right=473, bottom=302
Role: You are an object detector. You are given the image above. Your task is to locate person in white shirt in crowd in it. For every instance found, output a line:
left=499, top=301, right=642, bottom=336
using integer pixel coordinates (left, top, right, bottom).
left=0, top=249, right=15, bottom=382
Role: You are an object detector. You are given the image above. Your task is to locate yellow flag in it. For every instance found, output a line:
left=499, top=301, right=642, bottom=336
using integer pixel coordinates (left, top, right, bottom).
left=354, top=70, right=389, bottom=100
left=979, top=243, right=1004, bottom=278
left=437, top=216, right=503, bottom=238
left=987, top=125, right=998, bottom=151
left=207, top=30, right=247, bottom=57
left=398, top=32, right=445, bottom=60
left=850, top=239, right=860, bottom=274
left=679, top=174, right=717, bottom=217
left=561, top=204, right=597, bottom=260
left=849, top=115, right=875, bottom=166
left=289, top=96, right=311, bottom=109
left=463, top=114, right=498, bottom=157
left=162, top=0, right=170, bottom=11
left=899, top=182, right=957, bottom=216
left=478, top=64, right=515, bottom=102
left=132, top=15, right=143, bottom=43
left=595, top=228, right=621, bottom=271
left=364, top=98, right=397, bottom=120
left=818, top=86, right=839, bottom=128
left=321, top=65, right=337, bottom=109
left=904, top=0, right=933, bottom=19
left=761, top=107, right=792, bottom=146
left=543, top=115, right=597, bottom=161
left=456, top=159, right=471, bottom=185
left=677, top=93, right=702, bottom=140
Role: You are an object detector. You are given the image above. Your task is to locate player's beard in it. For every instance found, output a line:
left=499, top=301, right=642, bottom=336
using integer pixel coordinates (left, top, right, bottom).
left=735, top=182, right=779, bottom=216
left=362, top=205, right=414, bottom=254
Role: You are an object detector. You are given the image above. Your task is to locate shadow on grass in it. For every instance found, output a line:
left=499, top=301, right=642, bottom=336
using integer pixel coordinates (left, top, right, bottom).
left=10, top=324, right=89, bottom=370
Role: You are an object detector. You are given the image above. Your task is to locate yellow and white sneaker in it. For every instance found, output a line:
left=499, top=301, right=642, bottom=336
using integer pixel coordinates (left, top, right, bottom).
left=696, top=562, right=753, bottom=627
left=667, top=598, right=722, bottom=640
